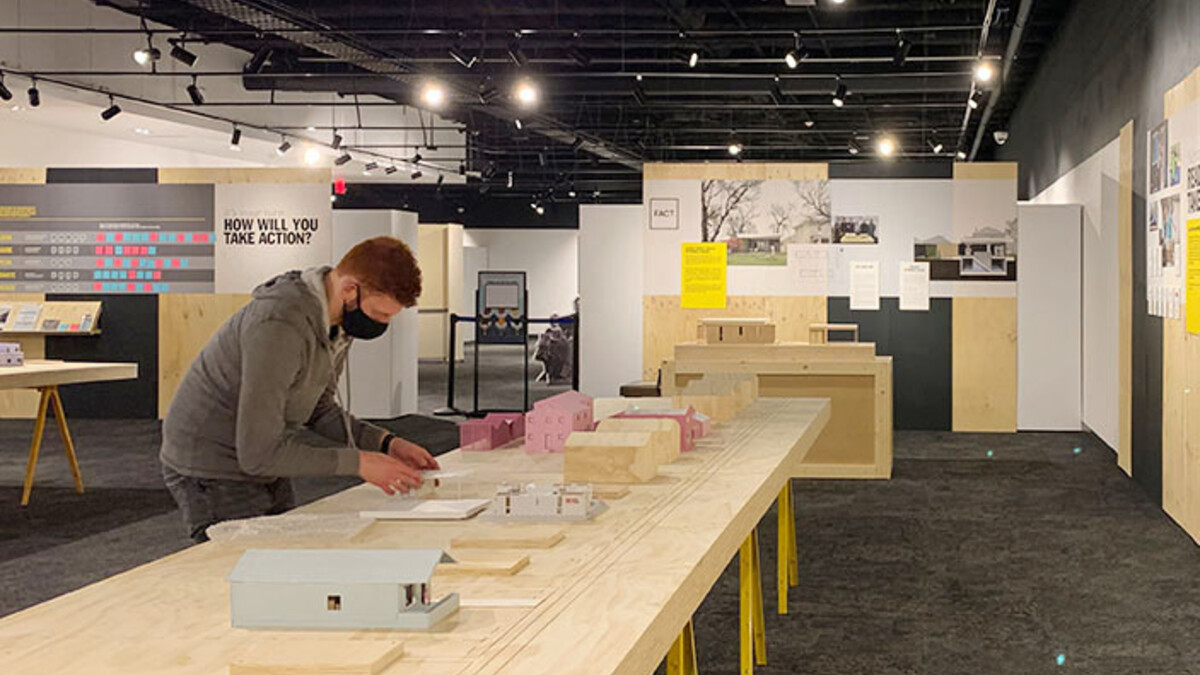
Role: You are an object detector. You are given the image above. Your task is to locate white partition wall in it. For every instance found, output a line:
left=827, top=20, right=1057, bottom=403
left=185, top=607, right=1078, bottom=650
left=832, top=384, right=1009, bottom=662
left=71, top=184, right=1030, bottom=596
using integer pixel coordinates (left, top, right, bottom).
left=578, top=205, right=644, bottom=397
left=463, top=229, right=579, bottom=321
left=1017, top=203, right=1083, bottom=430
left=332, top=210, right=420, bottom=418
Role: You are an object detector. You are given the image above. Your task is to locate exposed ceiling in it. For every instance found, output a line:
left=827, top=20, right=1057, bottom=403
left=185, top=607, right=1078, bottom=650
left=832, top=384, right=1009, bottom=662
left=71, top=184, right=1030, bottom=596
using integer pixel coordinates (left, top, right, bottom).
left=35, top=0, right=1077, bottom=204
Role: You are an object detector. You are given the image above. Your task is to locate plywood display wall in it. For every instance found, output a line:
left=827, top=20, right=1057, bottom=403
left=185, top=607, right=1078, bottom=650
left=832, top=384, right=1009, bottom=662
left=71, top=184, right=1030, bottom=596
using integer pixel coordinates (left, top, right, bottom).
left=641, top=161, right=1020, bottom=432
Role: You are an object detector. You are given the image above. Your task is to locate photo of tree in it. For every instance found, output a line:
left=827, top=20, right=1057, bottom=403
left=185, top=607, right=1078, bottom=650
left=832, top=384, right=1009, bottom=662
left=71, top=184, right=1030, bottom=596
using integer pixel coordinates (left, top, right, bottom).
left=700, top=179, right=830, bottom=266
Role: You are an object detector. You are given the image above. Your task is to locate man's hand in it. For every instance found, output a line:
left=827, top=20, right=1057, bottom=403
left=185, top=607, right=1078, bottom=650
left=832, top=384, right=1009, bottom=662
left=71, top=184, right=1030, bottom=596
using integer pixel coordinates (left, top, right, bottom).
left=358, top=451, right=424, bottom=495
left=387, top=437, right=440, bottom=471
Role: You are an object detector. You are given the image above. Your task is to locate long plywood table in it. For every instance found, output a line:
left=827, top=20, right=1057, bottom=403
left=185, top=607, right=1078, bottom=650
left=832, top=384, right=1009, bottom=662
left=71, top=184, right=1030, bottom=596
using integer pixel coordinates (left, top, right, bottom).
left=670, top=342, right=892, bottom=479
left=0, top=398, right=829, bottom=674
left=0, top=359, right=139, bottom=505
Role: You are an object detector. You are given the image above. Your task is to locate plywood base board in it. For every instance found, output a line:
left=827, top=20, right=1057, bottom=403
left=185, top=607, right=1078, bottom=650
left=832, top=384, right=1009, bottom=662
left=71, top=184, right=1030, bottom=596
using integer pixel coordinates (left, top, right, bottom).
left=228, top=639, right=404, bottom=675
left=450, top=528, right=565, bottom=549
left=439, top=555, right=530, bottom=576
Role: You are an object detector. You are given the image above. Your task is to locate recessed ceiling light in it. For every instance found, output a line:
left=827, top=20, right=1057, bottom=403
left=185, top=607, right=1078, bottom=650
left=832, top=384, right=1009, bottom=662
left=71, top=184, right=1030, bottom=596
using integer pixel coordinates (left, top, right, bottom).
left=303, top=147, right=321, bottom=165
left=876, top=136, right=896, bottom=157
left=974, top=61, right=995, bottom=83
left=515, top=81, right=538, bottom=107
left=133, top=127, right=151, bottom=135
left=420, top=81, right=446, bottom=109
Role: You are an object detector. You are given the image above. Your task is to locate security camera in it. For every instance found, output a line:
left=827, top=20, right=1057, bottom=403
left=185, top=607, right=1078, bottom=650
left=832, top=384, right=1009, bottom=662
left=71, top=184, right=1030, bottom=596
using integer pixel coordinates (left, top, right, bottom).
left=993, top=130, right=1009, bottom=146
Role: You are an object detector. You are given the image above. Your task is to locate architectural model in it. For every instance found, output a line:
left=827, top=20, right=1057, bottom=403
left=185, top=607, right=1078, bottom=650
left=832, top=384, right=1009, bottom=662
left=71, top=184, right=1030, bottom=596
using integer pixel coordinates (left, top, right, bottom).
left=0, top=343, right=24, bottom=367
left=482, top=482, right=604, bottom=521
left=613, top=406, right=704, bottom=453
left=460, top=412, right=525, bottom=451
left=228, top=549, right=459, bottom=630
left=698, top=317, right=776, bottom=345
left=564, top=431, right=660, bottom=484
left=592, top=396, right=676, bottom=421
left=595, top=417, right=681, bottom=465
left=524, top=390, right=595, bottom=453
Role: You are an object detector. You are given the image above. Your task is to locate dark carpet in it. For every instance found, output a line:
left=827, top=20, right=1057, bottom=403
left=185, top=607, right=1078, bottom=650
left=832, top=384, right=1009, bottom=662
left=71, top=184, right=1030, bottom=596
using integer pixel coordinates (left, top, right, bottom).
left=1, top=415, right=1198, bottom=673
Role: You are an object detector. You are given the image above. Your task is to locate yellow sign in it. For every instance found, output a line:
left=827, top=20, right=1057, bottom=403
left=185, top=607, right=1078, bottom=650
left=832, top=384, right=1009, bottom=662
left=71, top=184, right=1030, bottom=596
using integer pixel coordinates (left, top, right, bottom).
left=0, top=206, right=36, bottom=218
left=681, top=242, right=727, bottom=309
left=1188, top=219, right=1200, bottom=334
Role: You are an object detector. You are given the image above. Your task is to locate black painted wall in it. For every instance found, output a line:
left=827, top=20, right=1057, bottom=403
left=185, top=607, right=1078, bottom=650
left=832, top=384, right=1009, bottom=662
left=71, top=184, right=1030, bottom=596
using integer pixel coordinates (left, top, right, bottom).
left=827, top=297, right=953, bottom=431
left=997, top=0, right=1200, bottom=503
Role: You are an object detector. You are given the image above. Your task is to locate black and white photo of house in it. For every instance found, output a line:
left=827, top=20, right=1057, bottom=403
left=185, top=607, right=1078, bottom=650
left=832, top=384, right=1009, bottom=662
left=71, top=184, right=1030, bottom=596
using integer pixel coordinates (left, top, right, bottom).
left=833, top=215, right=879, bottom=244
left=914, top=219, right=1019, bottom=282
left=699, top=179, right=830, bottom=266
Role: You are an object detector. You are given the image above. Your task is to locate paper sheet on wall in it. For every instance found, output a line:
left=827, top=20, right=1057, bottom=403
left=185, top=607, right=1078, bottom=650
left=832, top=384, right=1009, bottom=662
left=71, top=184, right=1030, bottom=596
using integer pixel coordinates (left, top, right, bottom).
left=849, top=261, right=880, bottom=311
left=680, top=242, right=727, bottom=309
left=1189, top=219, right=1200, bottom=334
left=10, top=304, right=41, bottom=331
left=899, top=262, right=930, bottom=311
left=788, top=244, right=828, bottom=296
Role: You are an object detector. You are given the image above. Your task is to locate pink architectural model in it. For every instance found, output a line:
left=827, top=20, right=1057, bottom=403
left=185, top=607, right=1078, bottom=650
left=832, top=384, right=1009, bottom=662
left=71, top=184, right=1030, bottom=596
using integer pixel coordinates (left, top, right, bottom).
left=524, top=390, right=595, bottom=453
left=459, top=413, right=526, bottom=451
left=613, top=406, right=704, bottom=453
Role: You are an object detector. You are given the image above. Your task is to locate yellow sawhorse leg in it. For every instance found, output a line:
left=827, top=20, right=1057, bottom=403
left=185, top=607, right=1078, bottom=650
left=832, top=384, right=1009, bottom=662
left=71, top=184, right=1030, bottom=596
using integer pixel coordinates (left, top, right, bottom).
left=739, top=529, right=767, bottom=674
left=777, top=478, right=799, bottom=614
left=20, top=386, right=84, bottom=506
left=665, top=618, right=698, bottom=675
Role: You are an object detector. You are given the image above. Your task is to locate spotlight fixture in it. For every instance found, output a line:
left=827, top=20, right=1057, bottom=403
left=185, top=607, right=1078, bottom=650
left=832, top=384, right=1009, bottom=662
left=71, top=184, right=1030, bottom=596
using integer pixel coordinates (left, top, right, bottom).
left=973, top=61, right=995, bottom=83
left=482, top=162, right=497, bottom=179
left=784, top=33, right=807, bottom=69
left=100, top=97, right=121, bottom=121
left=244, top=46, right=273, bottom=74
left=802, top=109, right=815, bottom=128
left=955, top=149, right=967, bottom=161
left=538, top=151, right=547, bottom=167
left=847, top=138, right=861, bottom=155
left=968, top=92, right=980, bottom=110
left=449, top=44, right=478, bottom=69
left=893, top=35, right=912, bottom=67
left=411, top=170, right=423, bottom=180
left=477, top=82, right=500, bottom=105
left=186, top=76, right=204, bottom=105
left=568, top=188, right=577, bottom=198
left=688, top=51, right=699, bottom=68
left=420, top=81, right=446, bottom=109
left=384, top=165, right=398, bottom=175
left=133, top=44, right=161, bottom=68
left=514, top=118, right=523, bottom=130
left=830, top=0, right=846, bottom=4
left=0, top=74, right=11, bottom=102
left=437, top=174, right=445, bottom=187
left=26, top=79, right=40, bottom=108
left=411, top=151, right=423, bottom=164
left=331, top=131, right=343, bottom=150
left=303, top=146, right=321, bottom=165
left=334, top=153, right=353, bottom=166
left=229, top=127, right=242, bottom=151
left=479, top=184, right=491, bottom=195
left=832, top=78, right=847, bottom=107
left=515, top=80, right=538, bottom=107
left=276, top=139, right=292, bottom=156
left=169, top=41, right=198, bottom=67
left=929, top=138, right=944, bottom=154
left=567, top=46, right=591, bottom=68
left=507, top=171, right=514, bottom=189
left=363, top=161, right=378, bottom=175
left=636, top=74, right=643, bottom=82
left=876, top=135, right=896, bottom=157
left=633, top=83, right=648, bottom=106
left=727, top=141, right=744, bottom=156
left=507, top=40, right=528, bottom=68
left=570, top=136, right=584, bottom=151
left=458, top=161, right=466, bottom=176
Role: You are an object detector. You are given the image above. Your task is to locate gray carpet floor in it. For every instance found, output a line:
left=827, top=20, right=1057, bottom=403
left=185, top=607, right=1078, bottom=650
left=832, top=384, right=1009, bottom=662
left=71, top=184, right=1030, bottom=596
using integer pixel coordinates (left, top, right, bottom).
left=2, top=398, right=1199, bottom=672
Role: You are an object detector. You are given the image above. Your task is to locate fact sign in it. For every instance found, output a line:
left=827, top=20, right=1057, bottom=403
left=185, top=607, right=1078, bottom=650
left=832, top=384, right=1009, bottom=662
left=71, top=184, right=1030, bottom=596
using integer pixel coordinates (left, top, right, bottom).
left=649, top=197, right=679, bottom=230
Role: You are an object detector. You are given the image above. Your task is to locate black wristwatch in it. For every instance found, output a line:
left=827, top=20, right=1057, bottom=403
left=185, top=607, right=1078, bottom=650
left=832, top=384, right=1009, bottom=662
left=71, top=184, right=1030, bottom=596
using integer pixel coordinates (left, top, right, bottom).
left=380, top=433, right=396, bottom=454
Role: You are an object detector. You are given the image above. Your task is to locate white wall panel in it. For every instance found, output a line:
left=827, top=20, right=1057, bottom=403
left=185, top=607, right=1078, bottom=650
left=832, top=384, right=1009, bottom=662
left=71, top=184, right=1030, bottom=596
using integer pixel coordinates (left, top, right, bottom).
left=1017, top=204, right=1083, bottom=430
left=578, top=205, right=644, bottom=397
left=462, top=229, right=579, bottom=321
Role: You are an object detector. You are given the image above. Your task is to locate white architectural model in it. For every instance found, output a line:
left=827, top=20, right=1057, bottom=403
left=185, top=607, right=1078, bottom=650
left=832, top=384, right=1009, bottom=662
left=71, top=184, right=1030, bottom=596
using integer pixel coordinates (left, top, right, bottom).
left=229, top=548, right=459, bottom=630
left=482, top=482, right=605, bottom=521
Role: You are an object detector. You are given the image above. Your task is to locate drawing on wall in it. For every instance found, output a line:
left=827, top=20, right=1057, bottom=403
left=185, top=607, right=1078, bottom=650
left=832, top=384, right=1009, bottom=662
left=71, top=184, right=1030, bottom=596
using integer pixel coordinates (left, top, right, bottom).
left=1151, top=121, right=1168, bottom=194
left=832, top=215, right=879, bottom=244
left=1162, top=194, right=1181, bottom=269
left=700, top=179, right=830, bottom=266
left=913, top=220, right=1018, bottom=281
left=1169, top=143, right=1183, bottom=187
left=1188, top=164, right=1200, bottom=215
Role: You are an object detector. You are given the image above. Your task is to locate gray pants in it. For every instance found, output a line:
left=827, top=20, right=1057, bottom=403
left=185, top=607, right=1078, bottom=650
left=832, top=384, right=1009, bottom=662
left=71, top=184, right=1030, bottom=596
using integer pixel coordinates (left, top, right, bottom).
left=162, top=464, right=296, bottom=543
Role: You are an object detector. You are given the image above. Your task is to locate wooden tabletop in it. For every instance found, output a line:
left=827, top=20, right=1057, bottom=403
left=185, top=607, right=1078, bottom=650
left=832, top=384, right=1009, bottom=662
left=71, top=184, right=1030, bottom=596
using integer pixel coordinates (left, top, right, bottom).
left=0, top=360, right=138, bottom=390
left=0, top=398, right=829, bottom=675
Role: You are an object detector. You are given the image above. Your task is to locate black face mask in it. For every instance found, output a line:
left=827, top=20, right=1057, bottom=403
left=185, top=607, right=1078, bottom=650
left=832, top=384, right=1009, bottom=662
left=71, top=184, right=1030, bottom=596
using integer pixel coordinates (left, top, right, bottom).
left=341, top=286, right=389, bottom=340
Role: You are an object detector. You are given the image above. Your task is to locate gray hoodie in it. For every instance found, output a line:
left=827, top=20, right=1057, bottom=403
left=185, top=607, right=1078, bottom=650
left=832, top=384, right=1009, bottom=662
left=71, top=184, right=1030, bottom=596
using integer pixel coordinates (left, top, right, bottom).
left=160, top=267, right=387, bottom=483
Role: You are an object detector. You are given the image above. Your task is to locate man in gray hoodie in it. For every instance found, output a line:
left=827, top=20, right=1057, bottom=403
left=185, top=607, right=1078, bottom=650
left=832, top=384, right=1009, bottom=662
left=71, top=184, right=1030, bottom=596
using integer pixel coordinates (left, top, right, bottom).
left=160, top=236, right=436, bottom=542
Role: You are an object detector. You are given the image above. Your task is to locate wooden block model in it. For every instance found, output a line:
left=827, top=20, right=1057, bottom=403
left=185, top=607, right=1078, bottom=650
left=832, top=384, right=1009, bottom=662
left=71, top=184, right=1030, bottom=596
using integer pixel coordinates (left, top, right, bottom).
left=524, top=390, right=595, bottom=453
left=612, top=406, right=703, bottom=453
left=460, top=412, right=525, bottom=451
left=676, top=373, right=758, bottom=422
left=563, top=431, right=659, bottom=484
left=596, top=417, right=680, bottom=465
left=487, top=482, right=594, bottom=519
left=698, top=317, right=776, bottom=345
left=0, top=343, right=23, bottom=367
left=228, top=549, right=459, bottom=631
left=593, top=396, right=676, bottom=421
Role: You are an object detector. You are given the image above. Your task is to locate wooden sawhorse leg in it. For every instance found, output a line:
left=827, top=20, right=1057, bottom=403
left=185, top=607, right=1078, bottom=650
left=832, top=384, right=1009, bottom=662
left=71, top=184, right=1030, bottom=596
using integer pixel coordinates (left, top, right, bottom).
left=739, top=528, right=766, bottom=674
left=20, top=385, right=84, bottom=506
left=777, top=478, right=799, bottom=614
left=665, top=618, right=698, bottom=675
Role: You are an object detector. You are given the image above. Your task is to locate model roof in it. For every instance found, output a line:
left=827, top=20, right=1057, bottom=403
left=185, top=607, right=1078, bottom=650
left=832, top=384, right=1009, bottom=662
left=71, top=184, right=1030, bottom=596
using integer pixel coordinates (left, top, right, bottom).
left=229, top=549, right=454, bottom=585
